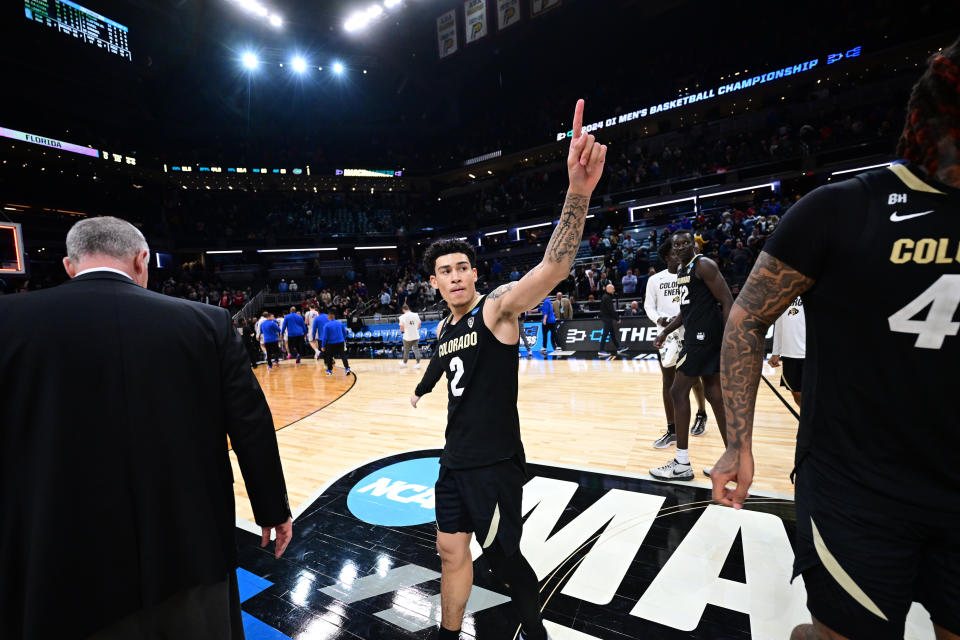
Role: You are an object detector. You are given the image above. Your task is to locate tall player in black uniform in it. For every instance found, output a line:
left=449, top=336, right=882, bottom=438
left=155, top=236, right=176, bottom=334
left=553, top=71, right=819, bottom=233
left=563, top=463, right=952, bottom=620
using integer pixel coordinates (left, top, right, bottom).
left=712, top=41, right=960, bottom=640
left=650, top=230, right=732, bottom=480
left=410, top=99, right=606, bottom=640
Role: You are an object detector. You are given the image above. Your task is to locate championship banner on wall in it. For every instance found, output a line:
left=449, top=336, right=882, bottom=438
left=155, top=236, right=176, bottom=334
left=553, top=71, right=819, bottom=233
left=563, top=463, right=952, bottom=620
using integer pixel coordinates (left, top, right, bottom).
left=531, top=0, right=561, bottom=17
left=437, top=9, right=458, bottom=59
left=464, top=0, right=488, bottom=44
left=496, top=0, right=520, bottom=31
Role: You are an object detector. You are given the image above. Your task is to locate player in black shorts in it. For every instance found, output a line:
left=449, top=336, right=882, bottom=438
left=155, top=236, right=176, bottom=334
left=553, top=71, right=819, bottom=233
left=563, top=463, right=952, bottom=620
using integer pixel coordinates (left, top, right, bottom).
left=650, top=230, right=732, bottom=480
left=410, top=99, right=606, bottom=640
left=712, top=39, right=960, bottom=640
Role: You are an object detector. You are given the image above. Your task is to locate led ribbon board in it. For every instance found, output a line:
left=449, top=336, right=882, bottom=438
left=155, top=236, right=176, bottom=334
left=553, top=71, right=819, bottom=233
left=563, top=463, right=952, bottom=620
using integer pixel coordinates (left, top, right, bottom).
left=0, top=126, right=99, bottom=158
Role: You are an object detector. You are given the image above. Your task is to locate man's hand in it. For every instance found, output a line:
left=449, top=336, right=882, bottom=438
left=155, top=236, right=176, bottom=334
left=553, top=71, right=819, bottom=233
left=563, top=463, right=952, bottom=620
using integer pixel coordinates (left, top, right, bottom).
left=768, top=355, right=781, bottom=367
left=567, top=99, right=607, bottom=196
left=261, top=517, right=293, bottom=559
left=657, top=316, right=672, bottom=327
left=711, top=448, right=754, bottom=510
left=410, top=394, right=420, bottom=408
left=653, top=334, right=666, bottom=350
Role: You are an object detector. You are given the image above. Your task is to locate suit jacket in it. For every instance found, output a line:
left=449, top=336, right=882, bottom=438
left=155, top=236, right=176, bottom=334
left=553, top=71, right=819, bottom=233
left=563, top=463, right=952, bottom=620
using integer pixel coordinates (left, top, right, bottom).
left=552, top=298, right=573, bottom=320
left=0, top=272, right=290, bottom=639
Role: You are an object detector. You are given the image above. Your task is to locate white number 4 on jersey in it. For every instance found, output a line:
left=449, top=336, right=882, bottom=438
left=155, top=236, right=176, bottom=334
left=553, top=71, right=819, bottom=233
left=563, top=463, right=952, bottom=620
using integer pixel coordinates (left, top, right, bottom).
left=888, top=275, right=960, bottom=349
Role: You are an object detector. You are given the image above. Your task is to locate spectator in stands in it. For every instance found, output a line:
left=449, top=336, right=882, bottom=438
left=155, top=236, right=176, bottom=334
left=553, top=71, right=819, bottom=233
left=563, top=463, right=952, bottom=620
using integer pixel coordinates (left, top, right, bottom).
left=622, top=268, right=638, bottom=295
left=626, top=300, right=643, bottom=317
left=289, top=280, right=299, bottom=292
left=622, top=233, right=636, bottom=251
left=731, top=241, right=753, bottom=277
left=277, top=279, right=289, bottom=293
left=491, top=259, right=503, bottom=279
left=509, top=266, right=521, bottom=282
left=589, top=233, right=600, bottom=255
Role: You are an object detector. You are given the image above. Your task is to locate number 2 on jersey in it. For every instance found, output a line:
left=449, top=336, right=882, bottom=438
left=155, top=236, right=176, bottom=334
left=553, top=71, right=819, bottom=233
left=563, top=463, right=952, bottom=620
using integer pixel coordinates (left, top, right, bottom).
left=888, top=275, right=960, bottom=349
left=449, top=356, right=465, bottom=396
left=679, top=286, right=689, bottom=306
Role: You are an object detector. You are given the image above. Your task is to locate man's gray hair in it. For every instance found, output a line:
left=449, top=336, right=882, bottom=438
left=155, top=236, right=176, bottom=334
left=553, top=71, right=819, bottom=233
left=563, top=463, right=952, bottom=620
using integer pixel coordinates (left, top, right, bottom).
left=66, top=216, right=149, bottom=263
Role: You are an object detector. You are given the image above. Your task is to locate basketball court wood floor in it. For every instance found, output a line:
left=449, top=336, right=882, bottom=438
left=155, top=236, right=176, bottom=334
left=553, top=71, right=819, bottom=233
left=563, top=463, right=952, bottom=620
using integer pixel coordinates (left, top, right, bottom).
left=227, top=357, right=939, bottom=639
left=231, top=356, right=799, bottom=523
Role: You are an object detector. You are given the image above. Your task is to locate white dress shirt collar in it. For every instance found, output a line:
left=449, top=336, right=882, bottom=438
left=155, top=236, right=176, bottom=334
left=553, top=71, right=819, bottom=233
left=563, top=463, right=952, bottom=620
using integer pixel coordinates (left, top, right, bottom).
left=75, top=267, right=134, bottom=281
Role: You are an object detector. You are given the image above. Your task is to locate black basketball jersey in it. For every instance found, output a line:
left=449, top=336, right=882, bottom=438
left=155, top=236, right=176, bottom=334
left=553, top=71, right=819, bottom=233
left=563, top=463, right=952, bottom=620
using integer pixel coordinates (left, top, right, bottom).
left=430, top=295, right=524, bottom=469
left=676, top=254, right=723, bottom=339
left=763, top=163, right=960, bottom=516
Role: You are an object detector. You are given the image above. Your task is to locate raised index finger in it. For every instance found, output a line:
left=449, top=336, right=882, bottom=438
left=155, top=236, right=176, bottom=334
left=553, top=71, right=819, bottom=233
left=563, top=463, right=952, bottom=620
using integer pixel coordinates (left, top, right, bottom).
left=571, top=99, right=584, bottom=140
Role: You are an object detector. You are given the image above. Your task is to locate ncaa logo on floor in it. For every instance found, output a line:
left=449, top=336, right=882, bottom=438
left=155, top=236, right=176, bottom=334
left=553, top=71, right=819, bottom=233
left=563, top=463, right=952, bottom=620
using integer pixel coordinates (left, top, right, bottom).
left=346, top=457, right=440, bottom=526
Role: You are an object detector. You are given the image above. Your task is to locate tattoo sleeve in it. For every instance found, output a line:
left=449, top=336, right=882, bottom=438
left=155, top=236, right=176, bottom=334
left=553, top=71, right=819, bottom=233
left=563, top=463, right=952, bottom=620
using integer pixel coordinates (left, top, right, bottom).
left=488, top=282, right=516, bottom=300
left=544, top=191, right=591, bottom=270
left=722, top=252, right=814, bottom=453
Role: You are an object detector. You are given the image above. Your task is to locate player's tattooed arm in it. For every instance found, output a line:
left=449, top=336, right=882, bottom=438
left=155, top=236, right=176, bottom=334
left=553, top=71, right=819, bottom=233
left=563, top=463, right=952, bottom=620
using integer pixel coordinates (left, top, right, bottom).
left=488, top=282, right=517, bottom=300
left=544, top=192, right=591, bottom=268
left=722, top=252, right=813, bottom=451
left=712, top=252, right=813, bottom=508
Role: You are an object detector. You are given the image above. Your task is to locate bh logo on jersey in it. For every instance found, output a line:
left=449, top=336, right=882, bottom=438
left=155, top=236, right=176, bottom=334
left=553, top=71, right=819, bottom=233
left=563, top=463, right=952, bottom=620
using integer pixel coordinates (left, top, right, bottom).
left=347, top=457, right=440, bottom=526
left=788, top=308, right=800, bottom=316
left=696, top=331, right=705, bottom=341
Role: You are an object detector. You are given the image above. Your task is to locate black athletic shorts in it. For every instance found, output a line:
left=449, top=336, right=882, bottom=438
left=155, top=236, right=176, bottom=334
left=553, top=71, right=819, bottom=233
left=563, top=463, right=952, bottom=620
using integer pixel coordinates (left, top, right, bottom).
left=676, top=335, right=720, bottom=377
left=793, top=462, right=960, bottom=639
left=779, top=356, right=803, bottom=392
left=435, top=456, right=527, bottom=555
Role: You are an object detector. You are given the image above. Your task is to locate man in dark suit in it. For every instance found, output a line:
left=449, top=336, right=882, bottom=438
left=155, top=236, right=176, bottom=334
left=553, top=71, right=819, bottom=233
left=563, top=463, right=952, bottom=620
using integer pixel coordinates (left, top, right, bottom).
left=0, top=217, right=292, bottom=639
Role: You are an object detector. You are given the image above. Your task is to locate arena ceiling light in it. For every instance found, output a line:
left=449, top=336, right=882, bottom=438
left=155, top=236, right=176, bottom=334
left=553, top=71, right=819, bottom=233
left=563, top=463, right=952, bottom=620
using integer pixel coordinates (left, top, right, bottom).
left=231, top=0, right=283, bottom=29
left=514, top=221, right=552, bottom=241
left=698, top=182, right=778, bottom=199
left=256, top=248, right=337, bottom=253
left=242, top=52, right=259, bottom=70
left=355, top=245, right=397, bottom=250
left=332, top=61, right=345, bottom=74
left=291, top=55, right=307, bottom=73
left=484, top=230, right=507, bottom=236
left=206, top=250, right=244, bottom=254
left=628, top=196, right=697, bottom=222
left=344, top=1, right=396, bottom=32
left=830, top=161, right=893, bottom=176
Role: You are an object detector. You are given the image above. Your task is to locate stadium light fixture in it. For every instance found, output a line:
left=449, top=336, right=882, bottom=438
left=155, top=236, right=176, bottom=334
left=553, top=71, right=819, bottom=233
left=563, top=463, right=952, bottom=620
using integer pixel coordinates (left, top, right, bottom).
left=384, top=0, right=401, bottom=7
left=269, top=14, right=282, bottom=27
left=344, top=11, right=368, bottom=32
left=355, top=245, right=397, bottom=250
left=484, top=230, right=507, bottom=236
left=206, top=250, right=244, bottom=254
left=333, top=61, right=345, bottom=74
left=242, top=52, right=259, bottom=70
left=291, top=56, right=307, bottom=73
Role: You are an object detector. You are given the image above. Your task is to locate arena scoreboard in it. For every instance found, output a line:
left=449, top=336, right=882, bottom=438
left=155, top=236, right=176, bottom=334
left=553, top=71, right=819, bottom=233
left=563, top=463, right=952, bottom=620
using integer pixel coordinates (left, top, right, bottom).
left=24, top=0, right=131, bottom=61
left=0, top=223, right=26, bottom=276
